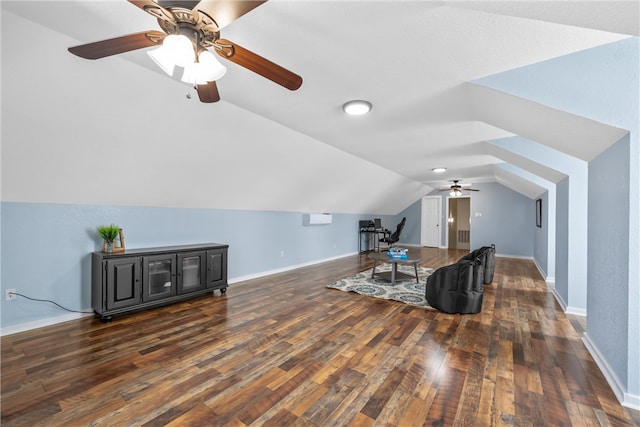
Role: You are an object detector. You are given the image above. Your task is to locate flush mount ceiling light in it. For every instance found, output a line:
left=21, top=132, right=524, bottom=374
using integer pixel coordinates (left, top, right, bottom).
left=432, top=167, right=447, bottom=173
left=343, top=100, right=372, bottom=115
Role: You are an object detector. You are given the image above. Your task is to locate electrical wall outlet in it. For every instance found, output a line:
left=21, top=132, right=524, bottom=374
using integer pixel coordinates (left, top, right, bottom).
left=5, top=289, right=16, bottom=301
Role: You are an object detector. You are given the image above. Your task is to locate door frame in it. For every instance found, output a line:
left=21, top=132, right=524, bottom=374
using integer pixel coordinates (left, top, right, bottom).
left=446, top=196, right=471, bottom=249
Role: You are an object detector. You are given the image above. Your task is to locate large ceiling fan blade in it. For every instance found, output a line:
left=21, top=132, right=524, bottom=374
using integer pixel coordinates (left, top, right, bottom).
left=68, top=31, right=165, bottom=59
left=196, top=1, right=267, bottom=30
left=214, top=39, right=302, bottom=90
left=196, top=81, right=221, bottom=103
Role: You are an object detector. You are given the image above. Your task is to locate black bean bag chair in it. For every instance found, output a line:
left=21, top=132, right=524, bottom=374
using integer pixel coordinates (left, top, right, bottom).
left=458, top=244, right=495, bottom=284
left=425, top=258, right=484, bottom=314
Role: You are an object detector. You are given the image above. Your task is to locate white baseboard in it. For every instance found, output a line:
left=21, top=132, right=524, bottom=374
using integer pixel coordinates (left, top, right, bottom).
left=532, top=258, right=553, bottom=283
left=2, top=252, right=358, bottom=337
left=1, top=312, right=93, bottom=337
left=545, top=278, right=556, bottom=290
left=582, top=333, right=640, bottom=410
left=552, top=288, right=568, bottom=312
left=550, top=288, right=587, bottom=316
left=228, top=251, right=357, bottom=284
left=565, top=306, right=587, bottom=316
left=495, top=253, right=533, bottom=260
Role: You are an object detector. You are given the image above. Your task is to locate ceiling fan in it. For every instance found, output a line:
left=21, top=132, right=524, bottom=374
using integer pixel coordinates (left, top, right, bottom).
left=67, top=0, right=303, bottom=103
left=438, top=180, right=480, bottom=196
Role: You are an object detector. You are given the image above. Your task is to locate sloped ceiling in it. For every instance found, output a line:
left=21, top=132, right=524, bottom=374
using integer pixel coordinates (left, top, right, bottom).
left=1, top=1, right=637, bottom=212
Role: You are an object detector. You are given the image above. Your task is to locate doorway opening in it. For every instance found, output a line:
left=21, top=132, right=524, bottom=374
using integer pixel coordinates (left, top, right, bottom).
left=447, top=197, right=470, bottom=250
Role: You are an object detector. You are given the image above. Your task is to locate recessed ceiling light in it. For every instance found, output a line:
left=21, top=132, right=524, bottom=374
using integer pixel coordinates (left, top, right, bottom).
left=342, top=100, right=372, bottom=115
left=432, top=167, right=447, bottom=173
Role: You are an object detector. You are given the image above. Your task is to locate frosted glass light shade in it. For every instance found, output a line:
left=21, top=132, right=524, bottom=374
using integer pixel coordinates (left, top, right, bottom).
left=198, top=51, right=226, bottom=81
left=147, top=45, right=176, bottom=76
left=181, top=50, right=226, bottom=85
left=164, top=34, right=195, bottom=67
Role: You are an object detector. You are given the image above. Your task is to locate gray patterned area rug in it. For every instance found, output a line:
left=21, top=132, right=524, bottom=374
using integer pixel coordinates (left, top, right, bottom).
left=327, top=264, right=435, bottom=309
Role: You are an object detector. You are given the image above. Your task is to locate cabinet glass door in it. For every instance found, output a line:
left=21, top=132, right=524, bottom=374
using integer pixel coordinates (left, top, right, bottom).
left=177, top=251, right=206, bottom=293
left=143, top=255, right=175, bottom=301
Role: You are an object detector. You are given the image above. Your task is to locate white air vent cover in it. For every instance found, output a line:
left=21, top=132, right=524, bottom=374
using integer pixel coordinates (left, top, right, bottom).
left=303, top=213, right=332, bottom=225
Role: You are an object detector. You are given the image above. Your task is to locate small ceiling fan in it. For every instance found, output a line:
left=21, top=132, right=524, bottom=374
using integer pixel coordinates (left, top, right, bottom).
left=438, top=180, right=480, bottom=196
left=68, top=0, right=303, bottom=103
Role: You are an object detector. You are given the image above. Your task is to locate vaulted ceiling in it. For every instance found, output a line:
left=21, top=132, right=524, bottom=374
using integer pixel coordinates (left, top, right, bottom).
left=2, top=1, right=637, bottom=213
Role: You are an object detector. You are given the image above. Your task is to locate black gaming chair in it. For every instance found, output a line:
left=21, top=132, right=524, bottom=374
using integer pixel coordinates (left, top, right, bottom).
left=379, top=217, right=406, bottom=250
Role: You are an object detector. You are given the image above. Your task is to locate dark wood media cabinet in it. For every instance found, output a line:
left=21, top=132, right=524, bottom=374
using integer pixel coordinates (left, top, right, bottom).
left=91, top=243, right=228, bottom=321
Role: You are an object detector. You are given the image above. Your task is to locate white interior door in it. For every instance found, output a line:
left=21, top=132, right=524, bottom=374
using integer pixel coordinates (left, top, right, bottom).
left=421, top=196, right=441, bottom=247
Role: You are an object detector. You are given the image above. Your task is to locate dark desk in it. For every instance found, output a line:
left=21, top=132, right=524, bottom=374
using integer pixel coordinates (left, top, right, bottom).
left=359, top=227, right=389, bottom=253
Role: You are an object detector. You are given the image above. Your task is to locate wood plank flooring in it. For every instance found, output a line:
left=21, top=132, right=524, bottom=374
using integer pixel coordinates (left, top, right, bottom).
left=2, top=247, right=638, bottom=426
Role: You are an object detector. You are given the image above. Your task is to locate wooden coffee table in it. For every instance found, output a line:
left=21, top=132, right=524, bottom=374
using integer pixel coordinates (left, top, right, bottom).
left=368, top=250, right=422, bottom=285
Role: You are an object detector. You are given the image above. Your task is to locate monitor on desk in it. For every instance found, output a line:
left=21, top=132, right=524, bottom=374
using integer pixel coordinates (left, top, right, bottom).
left=374, top=218, right=382, bottom=230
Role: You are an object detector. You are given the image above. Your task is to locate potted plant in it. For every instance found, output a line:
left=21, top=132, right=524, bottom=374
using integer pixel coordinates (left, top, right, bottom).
left=97, top=224, right=120, bottom=254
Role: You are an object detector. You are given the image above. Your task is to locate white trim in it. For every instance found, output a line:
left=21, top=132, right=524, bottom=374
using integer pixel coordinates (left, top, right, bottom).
left=552, top=288, right=568, bottom=312
left=551, top=286, right=586, bottom=316
left=545, top=278, right=556, bottom=290
left=623, top=393, right=640, bottom=411
left=1, top=312, right=93, bottom=337
left=495, top=253, right=533, bottom=260
left=228, top=251, right=357, bottom=284
left=565, top=306, right=587, bottom=316
left=2, top=252, right=358, bottom=336
left=530, top=253, right=556, bottom=289
left=583, top=333, right=640, bottom=410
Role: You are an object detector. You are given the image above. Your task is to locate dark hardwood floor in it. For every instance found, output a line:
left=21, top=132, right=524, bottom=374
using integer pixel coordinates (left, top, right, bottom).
left=2, top=247, right=638, bottom=426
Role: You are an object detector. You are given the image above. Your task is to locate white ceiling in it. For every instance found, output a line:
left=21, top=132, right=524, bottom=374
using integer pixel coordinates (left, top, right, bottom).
left=2, top=0, right=637, bottom=203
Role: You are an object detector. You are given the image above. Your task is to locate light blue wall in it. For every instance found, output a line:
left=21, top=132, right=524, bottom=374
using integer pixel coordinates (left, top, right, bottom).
left=398, top=182, right=534, bottom=257
left=588, top=135, right=630, bottom=389
left=554, top=177, right=570, bottom=309
left=0, top=202, right=377, bottom=329
left=475, top=38, right=639, bottom=398
left=493, top=162, right=555, bottom=280
left=487, top=136, right=588, bottom=312
left=394, top=200, right=422, bottom=246
left=467, top=182, right=533, bottom=257
left=533, top=191, right=549, bottom=277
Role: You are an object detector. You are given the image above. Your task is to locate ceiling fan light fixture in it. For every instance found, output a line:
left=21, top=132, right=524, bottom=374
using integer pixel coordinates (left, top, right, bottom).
left=181, top=62, right=206, bottom=85
left=343, top=100, right=372, bottom=115
left=181, top=51, right=227, bottom=85
left=198, top=50, right=226, bottom=81
left=163, top=34, right=195, bottom=67
left=450, top=189, right=462, bottom=197
left=147, top=45, right=176, bottom=76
